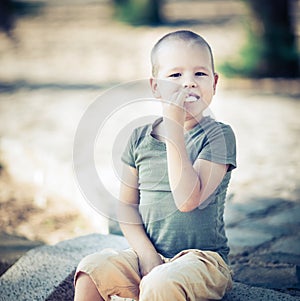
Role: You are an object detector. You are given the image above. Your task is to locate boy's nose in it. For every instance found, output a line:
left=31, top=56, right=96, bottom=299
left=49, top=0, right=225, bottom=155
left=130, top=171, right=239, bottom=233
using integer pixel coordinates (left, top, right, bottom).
left=183, top=78, right=197, bottom=88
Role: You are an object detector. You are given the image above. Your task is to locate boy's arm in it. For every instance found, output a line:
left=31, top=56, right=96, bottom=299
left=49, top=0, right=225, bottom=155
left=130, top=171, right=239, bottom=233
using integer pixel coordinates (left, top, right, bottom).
left=163, top=105, right=228, bottom=212
left=118, top=163, right=163, bottom=276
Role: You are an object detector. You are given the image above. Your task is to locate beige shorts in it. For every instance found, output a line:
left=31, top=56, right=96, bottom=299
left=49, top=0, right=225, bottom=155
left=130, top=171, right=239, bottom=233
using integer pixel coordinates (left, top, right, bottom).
left=74, top=248, right=233, bottom=301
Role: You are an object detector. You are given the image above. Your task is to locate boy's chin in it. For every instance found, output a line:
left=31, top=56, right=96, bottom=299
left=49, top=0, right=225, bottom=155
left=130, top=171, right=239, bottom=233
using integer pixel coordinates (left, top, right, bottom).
left=184, top=100, right=204, bottom=108
left=184, top=103, right=207, bottom=117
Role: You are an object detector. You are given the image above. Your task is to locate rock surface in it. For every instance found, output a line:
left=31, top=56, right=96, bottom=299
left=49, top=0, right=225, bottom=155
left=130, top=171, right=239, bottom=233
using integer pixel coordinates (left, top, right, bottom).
left=0, top=234, right=299, bottom=301
left=0, top=232, right=43, bottom=276
left=0, top=234, right=129, bottom=301
left=225, top=198, right=300, bottom=295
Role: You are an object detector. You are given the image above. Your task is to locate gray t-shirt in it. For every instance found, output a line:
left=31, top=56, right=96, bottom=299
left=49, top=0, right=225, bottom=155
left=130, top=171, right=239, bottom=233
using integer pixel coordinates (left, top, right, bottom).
left=121, top=116, right=236, bottom=262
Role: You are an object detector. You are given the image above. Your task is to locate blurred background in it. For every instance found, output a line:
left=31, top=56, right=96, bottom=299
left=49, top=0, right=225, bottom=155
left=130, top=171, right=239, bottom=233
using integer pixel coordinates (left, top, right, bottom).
left=0, top=0, right=299, bottom=252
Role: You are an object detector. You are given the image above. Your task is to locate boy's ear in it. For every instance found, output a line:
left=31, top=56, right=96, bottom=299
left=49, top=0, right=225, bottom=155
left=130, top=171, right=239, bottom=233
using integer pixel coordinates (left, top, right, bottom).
left=213, top=73, right=219, bottom=94
left=150, top=77, right=161, bottom=98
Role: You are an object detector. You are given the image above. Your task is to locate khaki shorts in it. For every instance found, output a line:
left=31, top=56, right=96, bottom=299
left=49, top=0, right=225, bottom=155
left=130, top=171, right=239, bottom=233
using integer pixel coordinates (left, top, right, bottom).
left=74, top=248, right=233, bottom=301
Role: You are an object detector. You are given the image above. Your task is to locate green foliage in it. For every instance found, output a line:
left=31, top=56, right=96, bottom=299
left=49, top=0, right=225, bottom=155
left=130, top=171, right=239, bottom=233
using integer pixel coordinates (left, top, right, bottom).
left=11, top=0, right=44, bottom=16
left=220, top=0, right=299, bottom=78
left=219, top=25, right=265, bottom=78
left=113, top=0, right=162, bottom=26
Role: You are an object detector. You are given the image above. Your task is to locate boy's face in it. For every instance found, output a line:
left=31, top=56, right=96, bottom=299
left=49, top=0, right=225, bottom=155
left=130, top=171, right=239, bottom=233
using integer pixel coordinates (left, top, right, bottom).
left=150, top=40, right=218, bottom=120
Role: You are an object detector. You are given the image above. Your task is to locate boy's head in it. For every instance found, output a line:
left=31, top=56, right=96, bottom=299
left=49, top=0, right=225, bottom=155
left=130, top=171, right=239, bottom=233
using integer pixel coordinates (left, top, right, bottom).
left=150, top=30, right=219, bottom=118
left=151, top=30, right=215, bottom=78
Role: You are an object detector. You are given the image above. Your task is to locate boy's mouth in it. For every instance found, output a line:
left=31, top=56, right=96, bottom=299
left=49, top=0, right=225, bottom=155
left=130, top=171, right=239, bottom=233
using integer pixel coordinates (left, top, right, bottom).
left=185, top=93, right=200, bottom=103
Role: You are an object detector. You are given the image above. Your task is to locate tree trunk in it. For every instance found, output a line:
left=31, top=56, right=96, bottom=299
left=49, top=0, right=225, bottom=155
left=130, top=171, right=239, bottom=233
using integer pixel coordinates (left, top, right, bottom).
left=246, top=0, right=299, bottom=77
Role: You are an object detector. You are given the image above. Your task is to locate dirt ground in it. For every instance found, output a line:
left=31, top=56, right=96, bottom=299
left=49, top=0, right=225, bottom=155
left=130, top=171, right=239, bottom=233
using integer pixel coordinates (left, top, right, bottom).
left=0, top=0, right=299, bottom=247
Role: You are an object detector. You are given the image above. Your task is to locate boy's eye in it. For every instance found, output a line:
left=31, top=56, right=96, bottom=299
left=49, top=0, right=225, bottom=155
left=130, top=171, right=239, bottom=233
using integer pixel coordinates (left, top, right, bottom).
left=169, top=73, right=181, bottom=78
left=195, top=72, right=207, bottom=76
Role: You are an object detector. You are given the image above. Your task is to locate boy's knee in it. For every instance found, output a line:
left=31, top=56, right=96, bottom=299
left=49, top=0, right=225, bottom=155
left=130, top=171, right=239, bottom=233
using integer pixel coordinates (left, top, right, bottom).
left=76, top=249, right=140, bottom=300
left=139, top=266, right=185, bottom=300
left=77, top=249, right=121, bottom=276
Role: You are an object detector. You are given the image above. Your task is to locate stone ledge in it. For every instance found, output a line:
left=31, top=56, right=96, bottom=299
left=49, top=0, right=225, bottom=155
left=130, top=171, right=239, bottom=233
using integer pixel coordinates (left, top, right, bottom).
left=0, top=234, right=299, bottom=301
left=0, top=234, right=129, bottom=301
left=0, top=232, right=44, bottom=277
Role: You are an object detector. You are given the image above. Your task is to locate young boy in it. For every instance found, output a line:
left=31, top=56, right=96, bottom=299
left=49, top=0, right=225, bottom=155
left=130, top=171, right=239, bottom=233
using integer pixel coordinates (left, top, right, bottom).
left=74, top=30, right=236, bottom=301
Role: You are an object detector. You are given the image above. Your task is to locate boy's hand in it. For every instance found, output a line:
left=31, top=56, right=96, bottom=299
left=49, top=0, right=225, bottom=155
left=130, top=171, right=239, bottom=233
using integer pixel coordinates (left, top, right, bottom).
left=162, top=88, right=188, bottom=128
left=138, top=250, right=163, bottom=277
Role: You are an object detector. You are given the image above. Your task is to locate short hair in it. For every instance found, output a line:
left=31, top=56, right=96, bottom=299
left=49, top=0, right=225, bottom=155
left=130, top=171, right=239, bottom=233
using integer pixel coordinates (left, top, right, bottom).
left=151, top=30, right=215, bottom=77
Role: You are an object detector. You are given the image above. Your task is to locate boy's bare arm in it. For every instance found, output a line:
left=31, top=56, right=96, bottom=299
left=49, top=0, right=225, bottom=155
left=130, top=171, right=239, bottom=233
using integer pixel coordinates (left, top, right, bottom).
left=163, top=101, right=228, bottom=212
left=118, top=164, right=163, bottom=276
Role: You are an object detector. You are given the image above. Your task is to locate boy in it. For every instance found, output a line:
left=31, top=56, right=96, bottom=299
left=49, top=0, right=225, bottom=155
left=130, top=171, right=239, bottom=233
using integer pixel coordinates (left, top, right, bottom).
left=74, top=30, right=236, bottom=301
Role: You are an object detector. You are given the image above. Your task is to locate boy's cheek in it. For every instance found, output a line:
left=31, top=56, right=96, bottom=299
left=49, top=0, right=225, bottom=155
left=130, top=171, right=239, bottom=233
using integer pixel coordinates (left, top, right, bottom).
left=157, top=81, right=182, bottom=101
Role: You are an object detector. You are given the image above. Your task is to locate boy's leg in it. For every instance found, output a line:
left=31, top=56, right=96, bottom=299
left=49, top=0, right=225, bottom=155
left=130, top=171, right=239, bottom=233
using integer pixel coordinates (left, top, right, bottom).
left=139, top=250, right=232, bottom=301
left=74, top=272, right=103, bottom=301
left=74, top=248, right=141, bottom=301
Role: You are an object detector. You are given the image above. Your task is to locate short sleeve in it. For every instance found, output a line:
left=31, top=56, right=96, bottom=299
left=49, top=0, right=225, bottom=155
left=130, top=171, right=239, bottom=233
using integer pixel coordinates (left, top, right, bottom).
left=121, top=129, right=137, bottom=168
left=198, top=123, right=237, bottom=171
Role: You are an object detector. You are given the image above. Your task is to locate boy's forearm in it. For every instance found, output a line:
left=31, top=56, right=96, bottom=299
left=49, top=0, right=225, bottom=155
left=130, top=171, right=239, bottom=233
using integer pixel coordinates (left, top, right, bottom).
left=118, top=203, right=158, bottom=256
left=118, top=203, right=163, bottom=276
left=121, top=223, right=158, bottom=256
left=164, top=123, right=202, bottom=212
